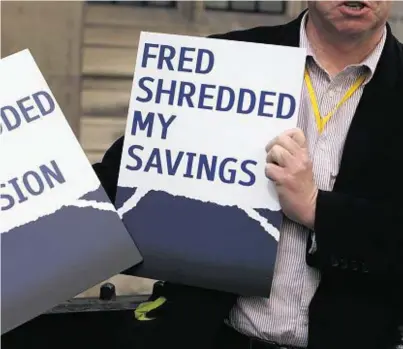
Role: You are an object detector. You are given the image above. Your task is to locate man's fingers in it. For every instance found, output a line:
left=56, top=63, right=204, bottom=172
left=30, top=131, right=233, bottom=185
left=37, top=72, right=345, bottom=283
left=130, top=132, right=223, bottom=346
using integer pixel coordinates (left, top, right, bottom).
left=265, top=163, right=285, bottom=182
left=288, top=128, right=306, bottom=147
left=265, top=128, right=306, bottom=154
left=276, top=134, right=301, bottom=155
left=266, top=144, right=293, bottom=167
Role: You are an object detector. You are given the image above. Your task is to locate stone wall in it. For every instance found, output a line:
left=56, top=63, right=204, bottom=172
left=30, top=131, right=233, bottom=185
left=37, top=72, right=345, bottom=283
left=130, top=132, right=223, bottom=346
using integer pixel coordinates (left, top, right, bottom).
left=390, top=1, right=403, bottom=41
left=1, top=1, right=84, bottom=138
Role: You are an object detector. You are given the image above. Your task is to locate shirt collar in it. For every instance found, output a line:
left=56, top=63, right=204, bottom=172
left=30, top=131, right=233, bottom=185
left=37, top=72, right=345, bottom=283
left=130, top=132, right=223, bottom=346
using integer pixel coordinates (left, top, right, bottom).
left=299, top=11, right=387, bottom=83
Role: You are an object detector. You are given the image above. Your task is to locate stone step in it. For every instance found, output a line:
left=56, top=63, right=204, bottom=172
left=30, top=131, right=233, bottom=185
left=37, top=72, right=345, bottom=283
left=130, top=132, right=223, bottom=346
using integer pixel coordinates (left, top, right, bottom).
left=84, top=26, right=141, bottom=48
left=76, top=275, right=156, bottom=298
left=81, top=86, right=131, bottom=116
left=83, top=46, right=137, bottom=77
left=80, top=116, right=127, bottom=153
left=82, top=3, right=204, bottom=77
left=84, top=150, right=106, bottom=165
left=85, top=3, right=187, bottom=28
left=83, top=77, right=133, bottom=91
left=84, top=23, right=197, bottom=49
left=82, top=29, right=207, bottom=77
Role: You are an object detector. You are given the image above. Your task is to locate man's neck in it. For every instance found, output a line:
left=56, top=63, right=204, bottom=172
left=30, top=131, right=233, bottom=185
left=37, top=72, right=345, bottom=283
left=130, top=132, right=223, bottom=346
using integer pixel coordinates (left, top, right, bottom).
left=305, top=16, right=385, bottom=76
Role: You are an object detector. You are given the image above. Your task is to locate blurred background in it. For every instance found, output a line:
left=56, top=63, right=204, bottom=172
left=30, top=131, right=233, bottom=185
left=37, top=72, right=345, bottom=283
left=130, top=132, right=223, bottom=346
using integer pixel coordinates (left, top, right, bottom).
left=1, top=0, right=403, bottom=299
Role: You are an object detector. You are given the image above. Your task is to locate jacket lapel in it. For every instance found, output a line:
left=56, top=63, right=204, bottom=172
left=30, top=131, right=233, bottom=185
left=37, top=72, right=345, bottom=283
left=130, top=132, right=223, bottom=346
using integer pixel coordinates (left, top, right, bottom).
left=271, top=14, right=402, bottom=193
left=333, top=24, right=402, bottom=192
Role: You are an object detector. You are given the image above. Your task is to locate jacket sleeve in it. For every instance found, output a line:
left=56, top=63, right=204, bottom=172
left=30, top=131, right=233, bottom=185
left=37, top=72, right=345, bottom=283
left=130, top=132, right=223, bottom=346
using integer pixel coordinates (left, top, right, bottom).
left=307, top=189, right=403, bottom=278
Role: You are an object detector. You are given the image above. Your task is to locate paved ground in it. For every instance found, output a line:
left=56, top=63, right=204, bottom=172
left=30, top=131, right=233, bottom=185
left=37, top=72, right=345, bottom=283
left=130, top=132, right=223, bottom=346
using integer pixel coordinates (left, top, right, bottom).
left=76, top=275, right=156, bottom=298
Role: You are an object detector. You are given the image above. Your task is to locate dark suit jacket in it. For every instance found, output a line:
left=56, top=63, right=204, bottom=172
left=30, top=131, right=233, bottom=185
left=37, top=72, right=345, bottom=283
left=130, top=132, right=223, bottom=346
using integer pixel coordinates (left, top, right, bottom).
left=93, top=12, right=403, bottom=349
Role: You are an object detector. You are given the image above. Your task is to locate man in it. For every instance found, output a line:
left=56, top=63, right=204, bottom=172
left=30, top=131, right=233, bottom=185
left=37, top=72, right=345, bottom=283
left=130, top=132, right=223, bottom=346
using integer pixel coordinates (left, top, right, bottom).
left=93, top=2, right=403, bottom=349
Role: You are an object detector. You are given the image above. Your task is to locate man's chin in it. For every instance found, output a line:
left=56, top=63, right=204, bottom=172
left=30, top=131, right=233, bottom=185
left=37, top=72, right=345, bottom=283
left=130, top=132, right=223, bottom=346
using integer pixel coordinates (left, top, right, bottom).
left=334, top=23, right=375, bottom=39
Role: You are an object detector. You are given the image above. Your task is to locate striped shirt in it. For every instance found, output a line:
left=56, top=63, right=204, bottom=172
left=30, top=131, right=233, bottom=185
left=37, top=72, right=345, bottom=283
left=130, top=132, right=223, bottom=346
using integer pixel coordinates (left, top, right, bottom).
left=228, top=12, right=387, bottom=348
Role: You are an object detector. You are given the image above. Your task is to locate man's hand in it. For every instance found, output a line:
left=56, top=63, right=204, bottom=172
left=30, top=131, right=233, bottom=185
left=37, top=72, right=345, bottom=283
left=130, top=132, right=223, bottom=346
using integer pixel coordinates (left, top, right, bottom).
left=265, top=128, right=318, bottom=229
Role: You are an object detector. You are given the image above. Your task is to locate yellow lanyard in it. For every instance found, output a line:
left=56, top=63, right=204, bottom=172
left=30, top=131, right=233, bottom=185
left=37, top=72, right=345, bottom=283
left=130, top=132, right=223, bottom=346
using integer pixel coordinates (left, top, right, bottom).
left=304, top=69, right=367, bottom=133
